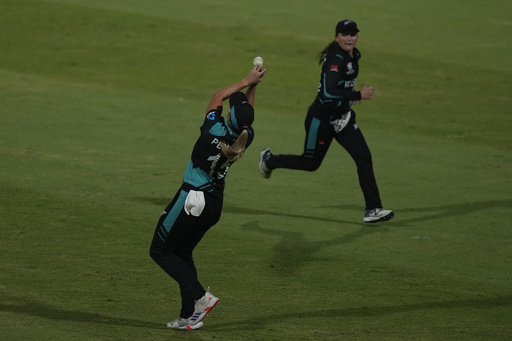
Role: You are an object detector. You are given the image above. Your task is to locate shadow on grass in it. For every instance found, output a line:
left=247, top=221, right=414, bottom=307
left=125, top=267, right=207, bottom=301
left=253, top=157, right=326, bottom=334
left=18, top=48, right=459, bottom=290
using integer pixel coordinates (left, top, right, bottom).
left=239, top=221, right=388, bottom=277
left=323, top=198, right=512, bottom=226
left=133, top=196, right=172, bottom=207
left=223, top=198, right=512, bottom=226
left=0, top=297, right=163, bottom=329
left=222, top=198, right=511, bottom=276
left=135, top=196, right=361, bottom=225
left=135, top=197, right=511, bottom=276
left=207, top=295, right=512, bottom=331
left=134, top=196, right=512, bottom=227
left=223, top=204, right=363, bottom=226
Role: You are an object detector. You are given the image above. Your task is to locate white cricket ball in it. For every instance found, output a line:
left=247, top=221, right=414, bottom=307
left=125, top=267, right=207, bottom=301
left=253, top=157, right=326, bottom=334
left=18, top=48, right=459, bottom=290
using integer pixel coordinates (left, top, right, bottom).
left=253, top=56, right=264, bottom=66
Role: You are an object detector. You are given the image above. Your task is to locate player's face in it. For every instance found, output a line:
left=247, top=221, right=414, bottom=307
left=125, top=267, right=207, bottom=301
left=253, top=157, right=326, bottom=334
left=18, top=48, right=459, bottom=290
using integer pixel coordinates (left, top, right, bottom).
left=335, top=31, right=359, bottom=53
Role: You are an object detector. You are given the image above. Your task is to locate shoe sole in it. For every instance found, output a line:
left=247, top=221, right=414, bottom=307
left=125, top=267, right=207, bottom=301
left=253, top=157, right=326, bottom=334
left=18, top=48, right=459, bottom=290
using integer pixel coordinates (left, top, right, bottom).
left=190, top=296, right=219, bottom=325
left=167, top=321, right=204, bottom=330
left=364, top=211, right=394, bottom=223
left=259, top=149, right=271, bottom=178
left=190, top=297, right=219, bottom=324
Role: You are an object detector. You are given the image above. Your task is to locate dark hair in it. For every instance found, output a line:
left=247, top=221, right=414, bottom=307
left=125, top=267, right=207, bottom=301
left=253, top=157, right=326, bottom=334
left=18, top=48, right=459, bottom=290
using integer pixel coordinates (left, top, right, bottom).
left=316, top=40, right=337, bottom=65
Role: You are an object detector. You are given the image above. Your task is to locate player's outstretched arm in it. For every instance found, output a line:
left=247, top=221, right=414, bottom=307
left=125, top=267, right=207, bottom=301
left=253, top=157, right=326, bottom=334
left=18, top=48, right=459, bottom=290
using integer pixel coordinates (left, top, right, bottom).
left=246, top=65, right=266, bottom=107
left=206, top=66, right=266, bottom=114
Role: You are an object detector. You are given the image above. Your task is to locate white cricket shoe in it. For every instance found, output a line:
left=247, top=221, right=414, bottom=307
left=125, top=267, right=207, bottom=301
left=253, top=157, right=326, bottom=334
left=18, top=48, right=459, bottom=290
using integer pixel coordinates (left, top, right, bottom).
left=189, top=290, right=219, bottom=324
left=167, top=317, right=204, bottom=330
left=259, top=148, right=273, bottom=178
left=364, top=208, right=394, bottom=223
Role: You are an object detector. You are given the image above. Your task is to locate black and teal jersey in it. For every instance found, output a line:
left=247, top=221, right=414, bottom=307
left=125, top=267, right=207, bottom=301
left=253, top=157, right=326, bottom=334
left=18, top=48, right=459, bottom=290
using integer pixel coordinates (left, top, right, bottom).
left=313, top=45, right=362, bottom=121
left=183, top=109, right=254, bottom=191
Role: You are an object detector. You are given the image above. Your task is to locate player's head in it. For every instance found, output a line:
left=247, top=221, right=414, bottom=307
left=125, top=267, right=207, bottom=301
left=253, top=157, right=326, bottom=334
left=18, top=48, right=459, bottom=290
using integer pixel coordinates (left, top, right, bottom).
left=335, top=19, right=359, bottom=53
left=335, top=19, right=359, bottom=36
left=318, top=19, right=360, bottom=65
left=228, top=92, right=254, bottom=134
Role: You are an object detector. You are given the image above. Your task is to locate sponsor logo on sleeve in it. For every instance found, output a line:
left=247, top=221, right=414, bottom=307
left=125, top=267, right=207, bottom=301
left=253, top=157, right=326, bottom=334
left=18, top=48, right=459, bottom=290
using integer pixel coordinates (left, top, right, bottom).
left=207, top=111, right=216, bottom=120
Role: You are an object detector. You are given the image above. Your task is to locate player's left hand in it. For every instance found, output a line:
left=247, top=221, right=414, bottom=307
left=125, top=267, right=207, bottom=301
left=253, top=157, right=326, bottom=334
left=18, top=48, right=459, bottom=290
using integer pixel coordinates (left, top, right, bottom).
left=359, top=82, right=374, bottom=99
left=248, top=65, right=266, bottom=84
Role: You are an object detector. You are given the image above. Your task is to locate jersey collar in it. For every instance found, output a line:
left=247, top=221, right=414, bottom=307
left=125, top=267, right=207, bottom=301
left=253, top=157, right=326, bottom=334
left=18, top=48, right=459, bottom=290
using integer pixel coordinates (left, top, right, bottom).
left=223, top=117, right=239, bottom=138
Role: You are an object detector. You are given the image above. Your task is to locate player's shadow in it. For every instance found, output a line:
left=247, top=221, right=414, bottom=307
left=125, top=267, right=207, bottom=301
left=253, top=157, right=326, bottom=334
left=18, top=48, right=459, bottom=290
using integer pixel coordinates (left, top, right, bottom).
left=223, top=198, right=512, bottom=276
left=208, top=295, right=512, bottom=331
left=225, top=198, right=512, bottom=227
left=132, top=196, right=171, bottom=206
left=135, top=194, right=512, bottom=227
left=324, top=198, right=512, bottom=226
left=237, top=220, right=387, bottom=277
left=0, top=296, right=163, bottom=329
left=222, top=205, right=361, bottom=226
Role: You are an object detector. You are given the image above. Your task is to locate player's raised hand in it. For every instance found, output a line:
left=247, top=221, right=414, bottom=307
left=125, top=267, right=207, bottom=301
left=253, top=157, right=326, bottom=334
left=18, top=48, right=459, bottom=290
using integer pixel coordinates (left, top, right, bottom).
left=248, top=65, right=266, bottom=85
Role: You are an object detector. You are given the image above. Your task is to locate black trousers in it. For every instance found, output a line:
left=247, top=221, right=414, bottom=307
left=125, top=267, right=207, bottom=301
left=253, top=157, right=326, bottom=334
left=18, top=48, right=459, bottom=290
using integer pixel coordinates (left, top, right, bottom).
left=149, top=185, right=223, bottom=318
left=266, top=108, right=382, bottom=210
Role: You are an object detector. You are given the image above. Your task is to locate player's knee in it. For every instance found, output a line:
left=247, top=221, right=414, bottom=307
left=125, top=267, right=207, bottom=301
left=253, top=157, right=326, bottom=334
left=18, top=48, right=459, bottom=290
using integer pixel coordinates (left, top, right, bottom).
left=149, top=240, right=165, bottom=261
left=303, top=158, right=322, bottom=171
left=355, top=153, right=372, bottom=166
left=149, top=246, right=160, bottom=261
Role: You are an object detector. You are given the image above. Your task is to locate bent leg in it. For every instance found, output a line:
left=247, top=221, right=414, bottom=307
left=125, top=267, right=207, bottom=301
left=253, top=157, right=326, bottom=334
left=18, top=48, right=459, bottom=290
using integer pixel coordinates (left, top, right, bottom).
left=266, top=111, right=334, bottom=172
left=149, top=189, right=212, bottom=318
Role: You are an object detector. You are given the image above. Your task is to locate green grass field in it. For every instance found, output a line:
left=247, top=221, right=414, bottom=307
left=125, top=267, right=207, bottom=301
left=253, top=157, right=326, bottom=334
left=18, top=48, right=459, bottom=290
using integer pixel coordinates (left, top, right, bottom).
left=1, top=0, right=511, bottom=340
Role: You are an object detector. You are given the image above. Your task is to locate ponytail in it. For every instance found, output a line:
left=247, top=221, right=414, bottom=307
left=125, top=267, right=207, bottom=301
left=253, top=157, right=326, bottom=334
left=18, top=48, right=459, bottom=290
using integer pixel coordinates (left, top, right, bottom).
left=316, top=40, right=337, bottom=65
left=219, top=129, right=249, bottom=162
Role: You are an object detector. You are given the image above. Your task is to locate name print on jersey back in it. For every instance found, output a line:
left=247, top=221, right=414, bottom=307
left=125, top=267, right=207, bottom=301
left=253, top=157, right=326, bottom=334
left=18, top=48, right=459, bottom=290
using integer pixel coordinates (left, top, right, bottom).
left=183, top=109, right=253, bottom=190
left=208, top=138, right=231, bottom=179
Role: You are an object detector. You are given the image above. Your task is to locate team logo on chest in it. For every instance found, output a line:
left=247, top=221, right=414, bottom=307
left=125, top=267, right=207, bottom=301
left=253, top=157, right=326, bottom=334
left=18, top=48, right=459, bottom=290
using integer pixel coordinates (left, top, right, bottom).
left=347, top=62, right=354, bottom=75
